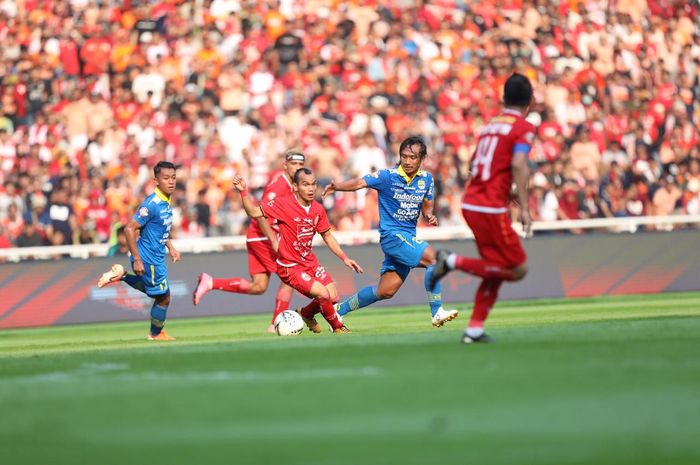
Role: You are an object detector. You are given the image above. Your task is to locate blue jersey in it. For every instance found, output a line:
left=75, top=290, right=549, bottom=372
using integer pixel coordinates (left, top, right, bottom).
left=133, top=188, right=173, bottom=264
left=363, top=166, right=434, bottom=237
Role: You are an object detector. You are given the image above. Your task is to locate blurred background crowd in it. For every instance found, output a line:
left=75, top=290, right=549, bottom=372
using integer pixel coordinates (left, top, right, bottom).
left=0, top=0, right=699, bottom=251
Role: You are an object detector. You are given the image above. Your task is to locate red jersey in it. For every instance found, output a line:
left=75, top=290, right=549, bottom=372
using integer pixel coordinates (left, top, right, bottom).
left=463, top=109, right=536, bottom=211
left=246, top=172, right=295, bottom=241
left=260, top=195, right=331, bottom=268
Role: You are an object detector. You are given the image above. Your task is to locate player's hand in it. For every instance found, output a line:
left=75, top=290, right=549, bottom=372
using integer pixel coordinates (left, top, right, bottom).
left=232, top=175, right=248, bottom=192
left=170, top=248, right=181, bottom=263
left=133, top=257, right=145, bottom=276
left=322, top=181, right=336, bottom=199
left=344, top=258, right=364, bottom=274
left=424, top=213, right=438, bottom=226
left=521, top=209, right=533, bottom=238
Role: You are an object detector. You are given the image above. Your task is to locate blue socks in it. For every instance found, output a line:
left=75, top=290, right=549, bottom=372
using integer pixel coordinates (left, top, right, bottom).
left=123, top=273, right=146, bottom=294
left=425, top=266, right=443, bottom=316
left=337, top=285, right=380, bottom=316
left=150, top=304, right=168, bottom=336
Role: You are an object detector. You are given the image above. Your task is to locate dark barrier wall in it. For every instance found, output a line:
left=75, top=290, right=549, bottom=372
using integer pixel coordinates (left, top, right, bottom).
left=1, top=230, right=699, bottom=329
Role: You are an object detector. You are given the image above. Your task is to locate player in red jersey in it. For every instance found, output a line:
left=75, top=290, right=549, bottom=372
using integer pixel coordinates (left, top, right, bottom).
left=233, top=168, right=363, bottom=333
left=429, top=73, right=535, bottom=344
left=192, top=151, right=305, bottom=333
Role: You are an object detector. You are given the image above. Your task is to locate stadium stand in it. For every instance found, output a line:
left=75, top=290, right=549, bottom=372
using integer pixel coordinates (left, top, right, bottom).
left=0, top=0, right=698, bottom=254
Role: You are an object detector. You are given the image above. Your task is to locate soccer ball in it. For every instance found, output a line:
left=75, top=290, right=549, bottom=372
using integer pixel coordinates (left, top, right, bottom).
left=274, top=310, right=304, bottom=336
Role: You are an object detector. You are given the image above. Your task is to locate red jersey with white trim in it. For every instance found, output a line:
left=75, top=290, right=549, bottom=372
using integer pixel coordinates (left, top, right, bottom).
left=246, top=171, right=295, bottom=241
left=260, top=195, right=331, bottom=267
left=463, top=109, right=536, bottom=210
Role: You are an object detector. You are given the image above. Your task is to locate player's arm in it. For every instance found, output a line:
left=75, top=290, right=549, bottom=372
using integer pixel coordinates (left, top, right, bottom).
left=512, top=148, right=532, bottom=237
left=166, top=239, right=181, bottom=263
left=319, top=229, right=364, bottom=274
left=232, top=175, right=264, bottom=218
left=255, top=217, right=279, bottom=252
left=421, top=198, right=438, bottom=226
left=322, top=178, right=368, bottom=198
left=124, top=218, right=145, bottom=275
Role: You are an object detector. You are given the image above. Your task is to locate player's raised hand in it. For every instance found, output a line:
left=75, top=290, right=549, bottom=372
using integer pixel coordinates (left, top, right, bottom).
left=232, top=175, right=247, bottom=192
left=344, top=257, right=364, bottom=274
left=521, top=209, right=533, bottom=238
left=322, top=180, right=336, bottom=199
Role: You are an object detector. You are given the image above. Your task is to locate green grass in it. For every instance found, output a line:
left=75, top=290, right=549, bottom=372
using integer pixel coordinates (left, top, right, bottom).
left=2, top=292, right=700, bottom=465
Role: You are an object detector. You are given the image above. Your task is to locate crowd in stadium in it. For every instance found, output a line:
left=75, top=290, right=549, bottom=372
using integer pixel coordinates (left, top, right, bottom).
left=0, top=0, right=699, bottom=251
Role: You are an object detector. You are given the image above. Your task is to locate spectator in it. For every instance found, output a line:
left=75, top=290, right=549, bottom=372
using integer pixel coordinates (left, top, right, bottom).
left=15, top=221, right=45, bottom=248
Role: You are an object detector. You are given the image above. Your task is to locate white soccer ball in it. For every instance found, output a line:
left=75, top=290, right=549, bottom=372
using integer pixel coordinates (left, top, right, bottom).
left=274, top=310, right=304, bottom=336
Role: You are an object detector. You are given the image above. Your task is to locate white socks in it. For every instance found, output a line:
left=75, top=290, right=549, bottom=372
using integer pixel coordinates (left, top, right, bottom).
left=466, top=326, right=484, bottom=338
left=446, top=253, right=457, bottom=270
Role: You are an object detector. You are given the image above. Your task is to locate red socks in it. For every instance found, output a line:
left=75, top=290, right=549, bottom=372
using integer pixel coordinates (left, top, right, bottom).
left=469, top=279, right=503, bottom=329
left=299, top=298, right=343, bottom=330
left=271, top=286, right=292, bottom=323
left=454, top=256, right=516, bottom=281
left=211, top=277, right=251, bottom=294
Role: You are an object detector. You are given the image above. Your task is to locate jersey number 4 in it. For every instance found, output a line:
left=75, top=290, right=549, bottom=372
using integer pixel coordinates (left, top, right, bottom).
left=471, top=136, right=498, bottom=181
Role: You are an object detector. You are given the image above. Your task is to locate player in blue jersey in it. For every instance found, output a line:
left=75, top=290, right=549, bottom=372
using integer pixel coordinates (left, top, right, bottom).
left=97, top=161, right=181, bottom=340
left=322, top=136, right=458, bottom=327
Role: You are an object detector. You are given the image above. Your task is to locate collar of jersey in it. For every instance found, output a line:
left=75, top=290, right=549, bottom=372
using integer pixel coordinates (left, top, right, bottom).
left=154, top=187, right=171, bottom=205
left=397, top=165, right=422, bottom=185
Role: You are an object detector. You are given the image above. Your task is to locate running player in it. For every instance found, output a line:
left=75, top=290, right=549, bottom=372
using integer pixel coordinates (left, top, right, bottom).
left=97, top=161, right=181, bottom=340
left=232, top=168, right=362, bottom=333
left=192, top=151, right=305, bottom=333
left=322, top=135, right=458, bottom=327
left=428, top=73, right=535, bottom=343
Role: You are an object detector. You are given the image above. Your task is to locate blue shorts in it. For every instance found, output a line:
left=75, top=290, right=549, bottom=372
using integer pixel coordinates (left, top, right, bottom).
left=379, top=232, right=429, bottom=281
left=130, top=256, right=169, bottom=297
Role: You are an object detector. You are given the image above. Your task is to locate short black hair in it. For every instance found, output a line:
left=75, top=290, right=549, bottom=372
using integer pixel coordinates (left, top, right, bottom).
left=153, top=161, right=178, bottom=177
left=399, top=136, right=427, bottom=158
left=293, top=167, right=314, bottom=184
left=504, top=73, right=533, bottom=107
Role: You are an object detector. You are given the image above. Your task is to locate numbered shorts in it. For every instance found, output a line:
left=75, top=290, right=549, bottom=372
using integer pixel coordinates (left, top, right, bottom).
left=247, top=239, right=277, bottom=276
left=379, top=232, right=429, bottom=281
left=462, top=209, right=526, bottom=268
left=130, top=256, right=169, bottom=297
left=277, top=263, right=334, bottom=298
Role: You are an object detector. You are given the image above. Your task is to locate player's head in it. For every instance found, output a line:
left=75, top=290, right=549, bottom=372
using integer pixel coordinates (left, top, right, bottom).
left=292, top=167, right=317, bottom=204
left=153, top=161, right=178, bottom=196
left=503, top=73, right=533, bottom=110
left=283, top=150, right=306, bottom=180
left=398, top=135, right=427, bottom=176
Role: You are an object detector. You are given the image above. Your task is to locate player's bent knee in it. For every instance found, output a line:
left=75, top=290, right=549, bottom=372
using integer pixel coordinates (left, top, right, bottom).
left=155, top=291, right=171, bottom=307
left=376, top=288, right=397, bottom=299
left=248, top=284, right=268, bottom=295
left=512, top=264, right=528, bottom=281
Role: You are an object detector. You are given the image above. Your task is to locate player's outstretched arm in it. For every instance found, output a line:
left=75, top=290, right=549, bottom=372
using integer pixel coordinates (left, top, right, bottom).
left=421, top=198, right=438, bottom=226
left=232, top=175, right=264, bottom=218
left=166, top=240, right=181, bottom=263
left=322, top=178, right=368, bottom=199
left=320, top=229, right=364, bottom=273
left=512, top=151, right=532, bottom=237
left=124, top=218, right=145, bottom=275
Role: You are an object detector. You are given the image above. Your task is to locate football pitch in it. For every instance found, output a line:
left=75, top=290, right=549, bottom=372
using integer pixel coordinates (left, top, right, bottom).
left=2, top=292, right=700, bottom=465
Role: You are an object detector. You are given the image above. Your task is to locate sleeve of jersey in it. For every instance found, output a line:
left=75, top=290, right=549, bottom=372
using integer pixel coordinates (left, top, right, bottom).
left=513, top=123, right=536, bottom=155
left=260, top=197, right=282, bottom=221
left=316, top=208, right=332, bottom=234
left=362, top=169, right=388, bottom=190
left=425, top=174, right=435, bottom=201
left=133, top=201, right=153, bottom=226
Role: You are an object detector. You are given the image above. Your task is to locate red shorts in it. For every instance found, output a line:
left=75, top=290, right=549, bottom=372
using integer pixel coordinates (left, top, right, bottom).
left=462, top=209, right=526, bottom=268
left=276, top=263, right=334, bottom=298
left=247, top=239, right=277, bottom=276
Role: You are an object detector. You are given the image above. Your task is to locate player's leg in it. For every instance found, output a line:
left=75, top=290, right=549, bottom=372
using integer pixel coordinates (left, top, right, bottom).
left=98, top=261, right=147, bottom=294
left=270, top=282, right=294, bottom=325
left=420, top=245, right=459, bottom=327
left=461, top=278, right=503, bottom=343
left=297, top=267, right=348, bottom=333
left=148, top=291, right=176, bottom=341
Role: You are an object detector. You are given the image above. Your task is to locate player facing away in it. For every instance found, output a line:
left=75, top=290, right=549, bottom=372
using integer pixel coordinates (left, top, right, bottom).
left=97, top=161, right=182, bottom=340
left=322, top=136, right=459, bottom=327
left=192, top=151, right=305, bottom=333
left=232, top=168, right=363, bottom=333
left=428, top=73, right=535, bottom=344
